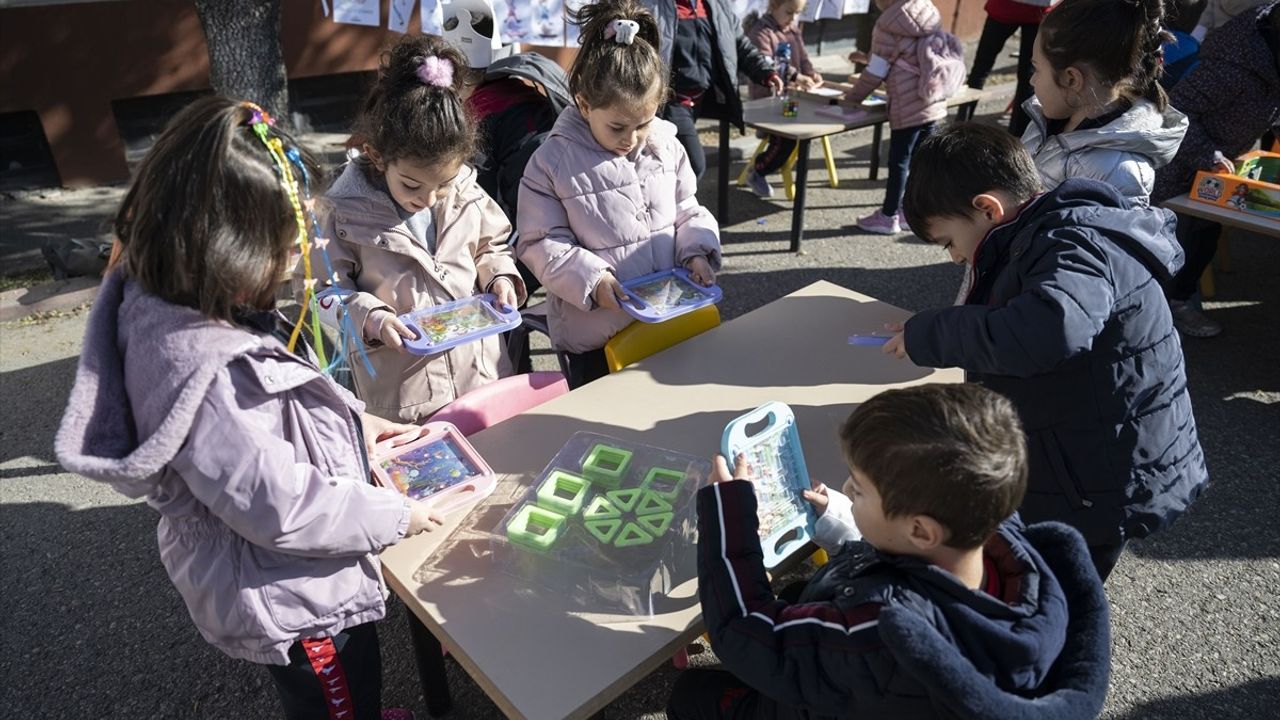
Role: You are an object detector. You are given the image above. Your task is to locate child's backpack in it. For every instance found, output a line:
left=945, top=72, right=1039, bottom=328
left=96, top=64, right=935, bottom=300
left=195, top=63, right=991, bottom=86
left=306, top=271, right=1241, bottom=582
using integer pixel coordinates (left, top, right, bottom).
left=896, top=29, right=967, bottom=104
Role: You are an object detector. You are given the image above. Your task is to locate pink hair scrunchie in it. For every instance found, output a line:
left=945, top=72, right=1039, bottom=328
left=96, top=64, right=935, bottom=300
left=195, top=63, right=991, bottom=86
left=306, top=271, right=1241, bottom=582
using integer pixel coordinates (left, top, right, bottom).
left=416, top=55, right=454, bottom=88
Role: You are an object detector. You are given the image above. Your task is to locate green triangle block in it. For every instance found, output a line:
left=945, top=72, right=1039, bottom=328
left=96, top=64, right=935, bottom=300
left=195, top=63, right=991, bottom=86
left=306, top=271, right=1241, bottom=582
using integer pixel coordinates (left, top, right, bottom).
left=605, top=488, right=644, bottom=512
left=635, top=491, right=673, bottom=517
left=614, top=521, right=654, bottom=548
left=584, top=518, right=623, bottom=544
left=583, top=496, right=622, bottom=520
left=636, top=512, right=673, bottom=537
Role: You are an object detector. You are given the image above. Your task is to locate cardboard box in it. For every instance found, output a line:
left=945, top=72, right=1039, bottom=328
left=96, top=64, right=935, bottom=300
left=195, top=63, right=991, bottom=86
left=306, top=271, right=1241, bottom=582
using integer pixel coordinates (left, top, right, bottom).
left=1190, top=150, right=1280, bottom=219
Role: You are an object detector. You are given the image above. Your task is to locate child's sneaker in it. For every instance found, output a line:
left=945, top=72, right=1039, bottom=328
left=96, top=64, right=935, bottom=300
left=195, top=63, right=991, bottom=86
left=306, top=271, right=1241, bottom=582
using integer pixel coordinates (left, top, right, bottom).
left=856, top=210, right=902, bottom=235
left=1169, top=300, right=1222, bottom=338
left=746, top=169, right=775, bottom=199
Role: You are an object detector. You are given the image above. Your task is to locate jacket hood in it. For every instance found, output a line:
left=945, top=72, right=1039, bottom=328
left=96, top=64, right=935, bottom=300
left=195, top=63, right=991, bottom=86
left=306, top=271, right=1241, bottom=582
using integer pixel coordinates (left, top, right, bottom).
left=1027, top=98, right=1189, bottom=169
left=55, top=271, right=263, bottom=497
left=882, top=0, right=942, bottom=38
left=326, top=158, right=479, bottom=211
left=987, top=178, right=1184, bottom=281
left=482, top=52, right=571, bottom=114
left=547, top=106, right=678, bottom=161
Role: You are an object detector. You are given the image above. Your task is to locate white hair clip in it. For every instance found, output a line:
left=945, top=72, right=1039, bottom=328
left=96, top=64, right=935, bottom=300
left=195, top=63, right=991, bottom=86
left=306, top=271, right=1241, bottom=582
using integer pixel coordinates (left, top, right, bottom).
left=604, top=19, right=640, bottom=45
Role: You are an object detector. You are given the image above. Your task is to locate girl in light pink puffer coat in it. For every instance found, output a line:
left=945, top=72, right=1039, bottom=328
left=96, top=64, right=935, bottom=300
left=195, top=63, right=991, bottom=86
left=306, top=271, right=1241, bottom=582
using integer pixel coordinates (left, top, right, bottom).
left=517, top=0, right=721, bottom=387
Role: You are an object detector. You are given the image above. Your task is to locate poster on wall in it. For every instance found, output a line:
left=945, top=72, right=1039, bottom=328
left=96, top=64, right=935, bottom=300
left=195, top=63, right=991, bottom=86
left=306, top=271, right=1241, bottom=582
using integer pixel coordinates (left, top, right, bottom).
left=565, top=0, right=587, bottom=46
left=421, top=0, right=446, bottom=34
left=729, top=0, right=768, bottom=23
left=495, top=0, right=566, bottom=45
left=332, top=0, right=381, bottom=26
left=389, top=0, right=416, bottom=32
left=800, top=0, right=869, bottom=22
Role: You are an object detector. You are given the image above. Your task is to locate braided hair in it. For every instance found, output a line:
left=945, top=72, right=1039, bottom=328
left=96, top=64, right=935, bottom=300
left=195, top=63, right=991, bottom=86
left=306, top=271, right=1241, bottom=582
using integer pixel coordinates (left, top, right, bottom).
left=1039, top=0, right=1171, bottom=111
left=569, top=0, right=668, bottom=111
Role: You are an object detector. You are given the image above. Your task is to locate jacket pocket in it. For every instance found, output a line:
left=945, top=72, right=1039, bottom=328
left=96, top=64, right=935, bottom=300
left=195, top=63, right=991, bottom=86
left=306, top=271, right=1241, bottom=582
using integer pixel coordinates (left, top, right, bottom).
left=1029, top=429, right=1092, bottom=511
left=245, top=544, right=368, bottom=633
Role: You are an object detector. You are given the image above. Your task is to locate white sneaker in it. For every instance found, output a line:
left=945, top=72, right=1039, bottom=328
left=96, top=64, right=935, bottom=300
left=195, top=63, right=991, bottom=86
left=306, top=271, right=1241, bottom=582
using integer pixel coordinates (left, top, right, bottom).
left=746, top=169, right=775, bottom=199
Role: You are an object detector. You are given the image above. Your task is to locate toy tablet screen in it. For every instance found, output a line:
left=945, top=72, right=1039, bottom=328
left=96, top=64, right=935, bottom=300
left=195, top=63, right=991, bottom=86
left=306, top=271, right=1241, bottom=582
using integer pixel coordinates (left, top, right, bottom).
left=379, top=437, right=482, bottom=501
left=409, top=298, right=506, bottom=346
left=628, top=276, right=706, bottom=313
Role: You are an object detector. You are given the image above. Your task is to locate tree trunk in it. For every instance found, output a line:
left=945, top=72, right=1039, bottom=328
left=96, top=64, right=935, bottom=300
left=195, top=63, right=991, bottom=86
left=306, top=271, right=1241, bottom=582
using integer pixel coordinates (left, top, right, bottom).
left=193, top=0, right=290, bottom=126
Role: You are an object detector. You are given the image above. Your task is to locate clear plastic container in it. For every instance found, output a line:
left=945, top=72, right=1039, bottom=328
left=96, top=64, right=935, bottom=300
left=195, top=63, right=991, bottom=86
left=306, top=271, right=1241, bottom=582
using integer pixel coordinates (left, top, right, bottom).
left=490, top=432, right=711, bottom=616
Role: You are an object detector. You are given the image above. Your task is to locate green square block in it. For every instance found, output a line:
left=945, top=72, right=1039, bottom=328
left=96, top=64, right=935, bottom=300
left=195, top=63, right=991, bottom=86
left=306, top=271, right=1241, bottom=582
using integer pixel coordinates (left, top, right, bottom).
left=535, top=469, right=590, bottom=516
left=583, top=495, right=622, bottom=520
left=635, top=490, right=673, bottom=517
left=581, top=444, right=633, bottom=489
left=614, top=521, right=655, bottom=548
left=584, top=518, right=623, bottom=544
left=506, top=504, right=567, bottom=552
left=636, top=512, right=674, bottom=538
left=641, top=467, right=687, bottom=500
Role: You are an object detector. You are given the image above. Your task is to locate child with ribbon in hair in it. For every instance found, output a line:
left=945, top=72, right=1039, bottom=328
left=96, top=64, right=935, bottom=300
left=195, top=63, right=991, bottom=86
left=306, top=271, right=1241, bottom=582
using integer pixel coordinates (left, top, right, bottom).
left=517, top=0, right=722, bottom=388
left=303, top=34, right=526, bottom=422
left=56, top=95, right=445, bottom=720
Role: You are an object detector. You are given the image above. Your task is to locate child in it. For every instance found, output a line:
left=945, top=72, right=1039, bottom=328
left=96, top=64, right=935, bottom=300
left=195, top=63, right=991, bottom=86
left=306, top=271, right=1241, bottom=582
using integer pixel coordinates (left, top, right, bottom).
left=304, top=34, right=527, bottom=422
left=55, top=96, right=444, bottom=720
left=841, top=0, right=949, bottom=235
left=965, top=0, right=1050, bottom=136
left=889, top=124, right=1208, bottom=581
left=517, top=0, right=722, bottom=388
left=743, top=0, right=824, bottom=198
left=669, top=384, right=1110, bottom=719
left=1152, top=0, right=1280, bottom=338
left=1023, top=0, right=1189, bottom=206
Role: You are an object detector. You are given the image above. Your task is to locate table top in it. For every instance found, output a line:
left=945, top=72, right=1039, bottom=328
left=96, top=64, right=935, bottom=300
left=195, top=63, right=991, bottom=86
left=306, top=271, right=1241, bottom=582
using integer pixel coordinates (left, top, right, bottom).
left=380, top=281, right=964, bottom=720
left=743, top=84, right=987, bottom=140
left=1161, top=194, right=1280, bottom=238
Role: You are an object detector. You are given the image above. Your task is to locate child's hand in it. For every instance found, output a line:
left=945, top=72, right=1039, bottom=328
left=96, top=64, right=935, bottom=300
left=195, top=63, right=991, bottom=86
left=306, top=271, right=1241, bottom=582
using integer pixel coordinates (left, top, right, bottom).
left=366, top=309, right=416, bottom=352
left=882, top=321, right=907, bottom=359
left=406, top=500, right=445, bottom=536
left=711, top=453, right=752, bottom=484
left=848, top=50, right=869, bottom=66
left=593, top=273, right=627, bottom=311
left=361, top=413, right=422, bottom=456
left=491, top=276, right=519, bottom=311
left=808, top=74, right=824, bottom=89
left=1212, top=150, right=1235, bottom=175
left=794, top=75, right=815, bottom=92
left=685, top=256, right=716, bottom=286
left=802, top=483, right=831, bottom=515
left=765, top=73, right=785, bottom=96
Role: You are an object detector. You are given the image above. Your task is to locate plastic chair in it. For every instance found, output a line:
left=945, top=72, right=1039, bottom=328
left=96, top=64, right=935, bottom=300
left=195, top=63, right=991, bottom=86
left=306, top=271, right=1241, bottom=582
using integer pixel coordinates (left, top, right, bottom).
left=603, top=304, right=721, bottom=373
left=430, top=371, right=569, bottom=437
left=736, top=136, right=839, bottom=200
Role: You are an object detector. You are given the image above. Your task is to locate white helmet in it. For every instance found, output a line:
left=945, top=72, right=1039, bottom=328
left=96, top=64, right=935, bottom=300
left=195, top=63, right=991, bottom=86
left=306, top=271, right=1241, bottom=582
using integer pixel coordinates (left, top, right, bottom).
left=441, top=0, right=516, bottom=69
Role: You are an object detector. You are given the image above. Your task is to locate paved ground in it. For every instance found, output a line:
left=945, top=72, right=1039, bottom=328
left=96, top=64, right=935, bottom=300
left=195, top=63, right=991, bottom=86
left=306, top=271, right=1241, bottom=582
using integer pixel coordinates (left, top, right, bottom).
left=3, top=74, right=1279, bottom=718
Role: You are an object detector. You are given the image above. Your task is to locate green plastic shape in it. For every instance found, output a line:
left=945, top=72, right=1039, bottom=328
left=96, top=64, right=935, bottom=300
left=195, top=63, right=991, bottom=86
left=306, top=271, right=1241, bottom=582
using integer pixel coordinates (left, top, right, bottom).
left=584, top=518, right=623, bottom=544
left=506, top=504, right=567, bottom=552
left=583, top=495, right=622, bottom=520
left=634, top=490, right=673, bottom=517
left=641, top=467, right=686, bottom=500
left=536, top=469, right=590, bottom=515
left=582, top=444, right=633, bottom=488
left=614, top=521, right=654, bottom=548
left=636, top=512, right=674, bottom=537
left=605, top=488, right=644, bottom=512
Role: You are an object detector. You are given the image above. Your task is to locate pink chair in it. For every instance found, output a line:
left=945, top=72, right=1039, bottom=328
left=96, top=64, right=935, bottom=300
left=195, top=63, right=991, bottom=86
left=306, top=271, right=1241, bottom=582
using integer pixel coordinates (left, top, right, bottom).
left=430, top=371, right=569, bottom=437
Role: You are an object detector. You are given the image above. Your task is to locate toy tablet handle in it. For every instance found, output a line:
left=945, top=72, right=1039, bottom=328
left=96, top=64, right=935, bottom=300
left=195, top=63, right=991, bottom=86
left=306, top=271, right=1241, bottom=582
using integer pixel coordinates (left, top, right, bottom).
left=722, top=402, right=790, bottom=459
left=398, top=313, right=430, bottom=354
left=482, top=292, right=524, bottom=323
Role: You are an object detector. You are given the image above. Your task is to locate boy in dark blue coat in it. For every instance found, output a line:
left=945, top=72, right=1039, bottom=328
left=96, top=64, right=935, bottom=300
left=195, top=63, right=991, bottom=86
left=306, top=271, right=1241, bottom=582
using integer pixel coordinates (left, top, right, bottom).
left=670, top=384, right=1109, bottom=720
left=885, top=124, right=1208, bottom=581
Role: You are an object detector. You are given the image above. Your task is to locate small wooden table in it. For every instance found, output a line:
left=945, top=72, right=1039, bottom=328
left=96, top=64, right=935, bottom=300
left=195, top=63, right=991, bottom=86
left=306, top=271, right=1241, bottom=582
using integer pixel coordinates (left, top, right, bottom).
left=380, top=281, right=963, bottom=720
left=1160, top=195, right=1280, bottom=297
left=715, top=86, right=988, bottom=253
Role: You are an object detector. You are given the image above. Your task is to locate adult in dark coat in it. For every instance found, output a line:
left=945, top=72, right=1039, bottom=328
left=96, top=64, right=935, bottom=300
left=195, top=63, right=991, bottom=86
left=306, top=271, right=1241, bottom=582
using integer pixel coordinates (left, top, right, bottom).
left=904, top=179, right=1209, bottom=579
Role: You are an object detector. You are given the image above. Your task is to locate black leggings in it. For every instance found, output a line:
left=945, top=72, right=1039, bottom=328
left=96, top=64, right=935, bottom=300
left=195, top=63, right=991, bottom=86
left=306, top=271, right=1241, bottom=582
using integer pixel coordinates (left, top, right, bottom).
left=265, top=622, right=383, bottom=720
left=1169, top=214, right=1221, bottom=302
left=967, top=18, right=1039, bottom=136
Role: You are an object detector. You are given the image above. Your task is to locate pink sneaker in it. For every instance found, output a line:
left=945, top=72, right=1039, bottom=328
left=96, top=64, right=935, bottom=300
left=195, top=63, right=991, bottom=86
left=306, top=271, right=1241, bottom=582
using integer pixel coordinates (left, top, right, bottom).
left=856, top=210, right=901, bottom=235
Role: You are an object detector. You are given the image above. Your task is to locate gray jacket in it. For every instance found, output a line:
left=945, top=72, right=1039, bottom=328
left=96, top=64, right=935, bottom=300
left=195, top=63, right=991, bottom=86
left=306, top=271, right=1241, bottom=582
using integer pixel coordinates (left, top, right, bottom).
left=1021, top=97, right=1189, bottom=206
left=56, top=271, right=410, bottom=665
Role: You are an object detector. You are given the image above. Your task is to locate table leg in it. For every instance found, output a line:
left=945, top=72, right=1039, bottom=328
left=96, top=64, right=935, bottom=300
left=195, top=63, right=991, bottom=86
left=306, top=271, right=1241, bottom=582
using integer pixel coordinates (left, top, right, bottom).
left=408, top=611, right=453, bottom=717
left=958, top=101, right=977, bottom=122
left=717, top=117, right=730, bottom=224
left=870, top=123, right=883, bottom=181
left=790, top=139, right=812, bottom=253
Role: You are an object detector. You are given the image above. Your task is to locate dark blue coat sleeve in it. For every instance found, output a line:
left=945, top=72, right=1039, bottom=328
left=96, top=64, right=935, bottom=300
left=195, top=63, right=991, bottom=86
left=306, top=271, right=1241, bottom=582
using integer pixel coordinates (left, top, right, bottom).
left=697, top=481, right=893, bottom=715
left=903, top=229, right=1116, bottom=378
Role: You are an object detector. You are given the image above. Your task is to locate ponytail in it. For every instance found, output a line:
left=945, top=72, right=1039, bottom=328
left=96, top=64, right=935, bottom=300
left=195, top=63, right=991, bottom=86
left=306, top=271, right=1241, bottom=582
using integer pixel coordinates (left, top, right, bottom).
left=1039, top=0, right=1172, bottom=111
left=569, top=0, right=668, bottom=110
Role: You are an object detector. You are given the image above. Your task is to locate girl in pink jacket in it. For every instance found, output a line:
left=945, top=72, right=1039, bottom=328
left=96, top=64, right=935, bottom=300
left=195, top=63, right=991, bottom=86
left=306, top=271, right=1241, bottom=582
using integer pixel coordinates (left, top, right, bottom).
left=57, top=96, right=442, bottom=720
left=843, top=0, right=949, bottom=235
left=517, top=0, right=722, bottom=387
left=302, top=35, right=527, bottom=422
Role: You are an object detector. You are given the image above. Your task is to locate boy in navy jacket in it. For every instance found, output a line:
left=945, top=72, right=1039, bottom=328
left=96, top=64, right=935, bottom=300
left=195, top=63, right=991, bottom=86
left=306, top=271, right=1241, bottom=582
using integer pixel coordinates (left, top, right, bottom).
left=884, top=124, right=1208, bottom=581
left=670, top=384, right=1110, bottom=719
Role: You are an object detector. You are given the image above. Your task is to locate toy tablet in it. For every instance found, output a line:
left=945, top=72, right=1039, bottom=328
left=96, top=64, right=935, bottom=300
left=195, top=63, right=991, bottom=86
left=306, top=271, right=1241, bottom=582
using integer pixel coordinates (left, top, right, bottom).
left=620, top=268, right=722, bottom=323
left=371, top=421, right=496, bottom=514
left=398, top=294, right=521, bottom=355
left=722, top=402, right=816, bottom=568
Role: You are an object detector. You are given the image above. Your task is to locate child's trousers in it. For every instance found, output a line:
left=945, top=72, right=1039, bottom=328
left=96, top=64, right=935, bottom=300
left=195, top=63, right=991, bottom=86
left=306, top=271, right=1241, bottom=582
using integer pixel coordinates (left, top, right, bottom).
left=667, top=669, right=804, bottom=720
left=967, top=17, right=1038, bottom=136
left=754, top=134, right=798, bottom=177
left=882, top=122, right=936, bottom=216
left=266, top=622, right=383, bottom=720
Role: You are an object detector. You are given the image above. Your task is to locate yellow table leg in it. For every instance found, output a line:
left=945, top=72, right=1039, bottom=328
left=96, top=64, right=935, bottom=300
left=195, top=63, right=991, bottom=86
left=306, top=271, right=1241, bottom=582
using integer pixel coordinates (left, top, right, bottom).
left=821, top=136, right=839, bottom=189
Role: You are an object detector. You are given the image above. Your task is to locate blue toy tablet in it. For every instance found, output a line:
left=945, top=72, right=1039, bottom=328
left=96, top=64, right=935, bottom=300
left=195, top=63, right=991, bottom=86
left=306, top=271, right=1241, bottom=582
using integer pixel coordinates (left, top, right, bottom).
left=399, top=294, right=522, bottom=355
left=722, top=402, right=817, bottom=569
left=620, top=268, right=722, bottom=324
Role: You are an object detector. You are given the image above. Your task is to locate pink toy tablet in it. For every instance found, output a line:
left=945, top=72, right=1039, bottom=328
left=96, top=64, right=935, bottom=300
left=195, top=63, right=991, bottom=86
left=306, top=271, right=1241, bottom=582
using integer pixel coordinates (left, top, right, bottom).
left=370, top=421, right=497, bottom=514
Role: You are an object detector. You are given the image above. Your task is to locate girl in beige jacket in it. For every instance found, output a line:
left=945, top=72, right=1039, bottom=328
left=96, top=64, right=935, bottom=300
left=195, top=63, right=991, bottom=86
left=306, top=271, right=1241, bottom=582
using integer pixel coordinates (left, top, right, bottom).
left=300, top=35, right=525, bottom=422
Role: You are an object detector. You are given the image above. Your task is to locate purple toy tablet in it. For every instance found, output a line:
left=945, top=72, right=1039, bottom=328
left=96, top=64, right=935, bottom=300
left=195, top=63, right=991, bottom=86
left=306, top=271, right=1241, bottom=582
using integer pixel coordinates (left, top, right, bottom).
left=849, top=334, right=891, bottom=346
left=399, top=294, right=522, bottom=355
left=371, top=421, right=496, bottom=514
left=620, top=268, right=722, bottom=324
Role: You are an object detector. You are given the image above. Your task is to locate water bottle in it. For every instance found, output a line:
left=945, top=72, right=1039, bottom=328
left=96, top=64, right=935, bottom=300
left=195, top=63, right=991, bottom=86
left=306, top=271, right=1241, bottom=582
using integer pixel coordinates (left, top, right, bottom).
left=774, top=41, right=792, bottom=98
